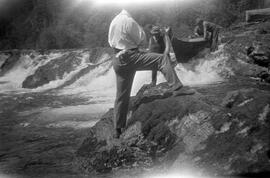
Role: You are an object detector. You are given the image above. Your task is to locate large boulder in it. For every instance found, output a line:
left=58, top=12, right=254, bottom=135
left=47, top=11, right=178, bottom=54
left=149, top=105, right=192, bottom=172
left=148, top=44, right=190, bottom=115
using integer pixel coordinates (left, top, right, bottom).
left=76, top=82, right=270, bottom=177
left=247, top=42, right=270, bottom=69
left=22, top=48, right=113, bottom=89
left=75, top=21, right=270, bottom=177
left=22, top=52, right=83, bottom=89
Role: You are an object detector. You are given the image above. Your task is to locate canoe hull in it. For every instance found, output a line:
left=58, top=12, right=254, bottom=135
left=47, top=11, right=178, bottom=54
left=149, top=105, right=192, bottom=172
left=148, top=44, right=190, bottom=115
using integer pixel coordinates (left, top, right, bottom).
left=171, top=37, right=210, bottom=63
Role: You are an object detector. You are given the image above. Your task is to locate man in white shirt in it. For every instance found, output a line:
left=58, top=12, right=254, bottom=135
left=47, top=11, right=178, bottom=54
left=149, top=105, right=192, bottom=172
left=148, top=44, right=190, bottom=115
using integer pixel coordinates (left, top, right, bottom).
left=108, top=9, right=194, bottom=138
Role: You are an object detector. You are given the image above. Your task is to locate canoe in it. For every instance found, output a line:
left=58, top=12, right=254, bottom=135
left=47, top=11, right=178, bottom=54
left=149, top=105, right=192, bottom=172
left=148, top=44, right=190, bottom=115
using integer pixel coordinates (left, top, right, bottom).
left=171, top=37, right=210, bottom=63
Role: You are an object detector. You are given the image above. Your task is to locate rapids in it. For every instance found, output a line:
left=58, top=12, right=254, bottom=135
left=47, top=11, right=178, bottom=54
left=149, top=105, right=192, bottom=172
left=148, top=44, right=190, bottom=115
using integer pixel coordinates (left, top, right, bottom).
left=0, top=47, right=231, bottom=103
left=0, top=47, right=232, bottom=177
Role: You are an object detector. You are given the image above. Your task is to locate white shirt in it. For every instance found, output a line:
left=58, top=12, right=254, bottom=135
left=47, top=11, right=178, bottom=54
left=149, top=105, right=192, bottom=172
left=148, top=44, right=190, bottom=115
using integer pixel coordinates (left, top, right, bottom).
left=108, top=10, right=146, bottom=50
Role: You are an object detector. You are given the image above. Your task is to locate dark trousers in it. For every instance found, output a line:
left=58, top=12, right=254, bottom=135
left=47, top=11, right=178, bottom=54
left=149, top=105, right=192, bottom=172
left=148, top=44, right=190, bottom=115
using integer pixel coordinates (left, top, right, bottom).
left=112, top=49, right=181, bottom=129
left=210, top=28, right=219, bottom=52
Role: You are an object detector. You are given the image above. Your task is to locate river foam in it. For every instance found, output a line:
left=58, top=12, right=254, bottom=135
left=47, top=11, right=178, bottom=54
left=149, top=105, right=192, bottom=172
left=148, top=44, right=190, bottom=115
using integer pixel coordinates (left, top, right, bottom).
left=0, top=47, right=232, bottom=101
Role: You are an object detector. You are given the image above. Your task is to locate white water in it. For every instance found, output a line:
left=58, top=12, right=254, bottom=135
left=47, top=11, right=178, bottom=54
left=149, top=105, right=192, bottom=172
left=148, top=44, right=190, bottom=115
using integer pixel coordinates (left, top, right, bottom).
left=175, top=50, right=232, bottom=86
left=0, top=47, right=232, bottom=106
left=31, top=52, right=90, bottom=92
left=59, top=47, right=232, bottom=100
left=0, top=52, right=65, bottom=92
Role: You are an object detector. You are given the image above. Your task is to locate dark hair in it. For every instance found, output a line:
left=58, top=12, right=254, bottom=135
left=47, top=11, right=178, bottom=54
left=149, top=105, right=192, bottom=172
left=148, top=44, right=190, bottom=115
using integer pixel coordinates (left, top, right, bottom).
left=196, top=18, right=203, bottom=25
left=151, top=26, right=161, bottom=35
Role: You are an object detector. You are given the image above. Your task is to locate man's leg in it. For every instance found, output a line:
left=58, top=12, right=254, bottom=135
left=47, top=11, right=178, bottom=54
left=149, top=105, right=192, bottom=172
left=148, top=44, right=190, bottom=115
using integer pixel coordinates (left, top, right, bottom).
left=151, top=70, right=157, bottom=86
left=113, top=63, right=135, bottom=137
left=211, top=28, right=219, bottom=51
left=130, top=51, right=195, bottom=96
left=131, top=51, right=182, bottom=89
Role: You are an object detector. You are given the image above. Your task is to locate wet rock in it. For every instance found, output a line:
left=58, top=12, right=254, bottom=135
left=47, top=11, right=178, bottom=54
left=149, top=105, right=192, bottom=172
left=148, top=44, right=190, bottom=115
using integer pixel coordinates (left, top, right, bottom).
left=258, top=104, right=270, bottom=122
left=22, top=52, right=83, bottom=89
left=221, top=89, right=253, bottom=108
left=21, top=48, right=113, bottom=89
left=130, top=83, right=173, bottom=111
left=0, top=51, right=20, bottom=76
left=247, top=42, right=270, bottom=69
left=167, top=110, right=214, bottom=153
left=256, top=28, right=269, bottom=35
left=257, top=71, right=270, bottom=83
left=76, top=84, right=270, bottom=177
left=75, top=21, right=270, bottom=177
left=223, top=22, right=270, bottom=79
left=121, top=121, right=142, bottom=141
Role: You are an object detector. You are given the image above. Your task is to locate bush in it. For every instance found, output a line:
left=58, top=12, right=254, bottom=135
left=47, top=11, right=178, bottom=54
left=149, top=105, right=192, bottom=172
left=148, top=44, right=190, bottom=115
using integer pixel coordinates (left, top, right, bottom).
left=0, top=0, right=266, bottom=50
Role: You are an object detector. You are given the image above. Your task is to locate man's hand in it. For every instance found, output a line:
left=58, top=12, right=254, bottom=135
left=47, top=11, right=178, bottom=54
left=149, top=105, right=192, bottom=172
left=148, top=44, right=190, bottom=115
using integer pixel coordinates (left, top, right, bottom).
left=165, top=26, right=171, bottom=34
left=159, top=26, right=170, bottom=35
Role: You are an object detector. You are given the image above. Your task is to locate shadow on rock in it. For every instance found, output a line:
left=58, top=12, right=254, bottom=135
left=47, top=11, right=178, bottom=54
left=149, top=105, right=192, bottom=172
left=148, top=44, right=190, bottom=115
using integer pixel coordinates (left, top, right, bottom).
left=75, top=81, right=270, bottom=177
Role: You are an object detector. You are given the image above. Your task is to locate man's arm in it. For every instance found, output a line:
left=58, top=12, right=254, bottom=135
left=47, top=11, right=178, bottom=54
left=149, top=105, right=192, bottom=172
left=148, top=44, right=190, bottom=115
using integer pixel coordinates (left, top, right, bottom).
left=148, top=37, right=154, bottom=52
left=194, top=26, right=200, bottom=37
left=163, top=29, right=171, bottom=56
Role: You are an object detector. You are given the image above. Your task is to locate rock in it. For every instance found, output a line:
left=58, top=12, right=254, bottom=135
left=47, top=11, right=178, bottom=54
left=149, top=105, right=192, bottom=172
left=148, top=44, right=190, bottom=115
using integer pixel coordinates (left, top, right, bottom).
left=221, top=89, right=253, bottom=108
left=0, top=51, right=20, bottom=76
left=76, top=81, right=270, bottom=177
left=121, top=122, right=142, bottom=141
left=21, top=48, right=113, bottom=89
left=223, top=22, right=270, bottom=80
left=75, top=21, right=270, bottom=177
left=247, top=42, right=270, bottom=69
left=22, top=52, right=83, bottom=89
left=130, top=83, right=173, bottom=112
left=256, top=28, right=269, bottom=35
left=257, top=71, right=270, bottom=83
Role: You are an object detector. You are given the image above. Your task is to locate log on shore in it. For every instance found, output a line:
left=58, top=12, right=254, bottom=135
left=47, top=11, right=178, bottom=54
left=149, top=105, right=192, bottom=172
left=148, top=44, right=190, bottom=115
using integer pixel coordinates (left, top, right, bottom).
left=246, top=8, right=270, bottom=22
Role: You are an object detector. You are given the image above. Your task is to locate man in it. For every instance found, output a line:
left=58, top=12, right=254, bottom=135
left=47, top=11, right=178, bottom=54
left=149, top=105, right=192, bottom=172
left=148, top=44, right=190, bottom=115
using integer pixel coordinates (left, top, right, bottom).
left=148, top=25, right=176, bottom=86
left=108, top=9, right=194, bottom=138
left=149, top=26, right=166, bottom=53
left=194, top=18, right=221, bottom=52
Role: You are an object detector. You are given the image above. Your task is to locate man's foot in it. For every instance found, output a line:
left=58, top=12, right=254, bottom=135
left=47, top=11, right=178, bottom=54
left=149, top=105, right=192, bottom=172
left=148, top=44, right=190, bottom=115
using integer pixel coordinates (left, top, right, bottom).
left=173, top=86, right=196, bottom=96
left=149, top=81, right=157, bottom=87
left=170, top=83, right=183, bottom=92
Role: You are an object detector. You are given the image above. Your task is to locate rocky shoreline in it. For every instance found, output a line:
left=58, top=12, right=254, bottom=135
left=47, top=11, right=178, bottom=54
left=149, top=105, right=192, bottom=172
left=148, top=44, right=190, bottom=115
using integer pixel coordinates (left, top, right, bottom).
left=75, top=21, right=270, bottom=177
left=0, top=21, right=269, bottom=178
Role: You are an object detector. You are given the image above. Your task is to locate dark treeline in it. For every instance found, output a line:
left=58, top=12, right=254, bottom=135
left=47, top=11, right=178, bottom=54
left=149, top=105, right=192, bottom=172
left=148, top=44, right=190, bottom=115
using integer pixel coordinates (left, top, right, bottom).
left=0, top=0, right=267, bottom=50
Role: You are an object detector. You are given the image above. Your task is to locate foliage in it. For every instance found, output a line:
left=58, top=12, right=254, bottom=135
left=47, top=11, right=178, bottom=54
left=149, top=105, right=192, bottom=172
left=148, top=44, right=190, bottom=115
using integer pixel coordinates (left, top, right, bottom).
left=0, top=0, right=266, bottom=50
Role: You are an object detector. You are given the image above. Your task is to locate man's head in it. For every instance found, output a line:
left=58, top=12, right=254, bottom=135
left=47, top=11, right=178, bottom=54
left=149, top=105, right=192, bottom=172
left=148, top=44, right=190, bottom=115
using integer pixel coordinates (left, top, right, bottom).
left=196, top=18, right=204, bottom=26
left=119, top=7, right=137, bottom=18
left=150, top=25, right=173, bottom=39
left=119, top=9, right=131, bottom=17
left=150, top=26, right=162, bottom=37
